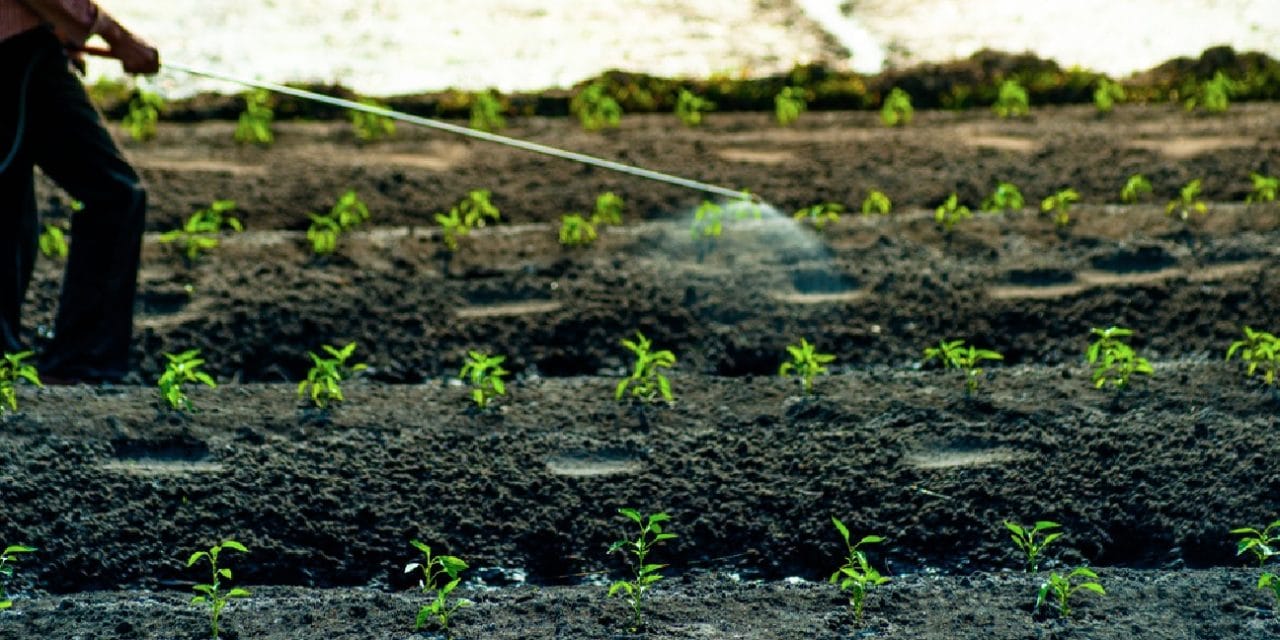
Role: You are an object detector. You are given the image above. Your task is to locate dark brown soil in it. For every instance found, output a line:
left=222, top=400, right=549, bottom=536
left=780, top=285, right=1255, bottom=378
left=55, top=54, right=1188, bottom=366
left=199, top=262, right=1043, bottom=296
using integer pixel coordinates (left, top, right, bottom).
left=5, top=104, right=1280, bottom=638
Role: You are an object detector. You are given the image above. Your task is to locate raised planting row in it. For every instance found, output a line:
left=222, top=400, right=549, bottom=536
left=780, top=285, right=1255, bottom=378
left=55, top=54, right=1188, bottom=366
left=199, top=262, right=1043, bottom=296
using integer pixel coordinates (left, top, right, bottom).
left=0, top=370, right=1277, bottom=635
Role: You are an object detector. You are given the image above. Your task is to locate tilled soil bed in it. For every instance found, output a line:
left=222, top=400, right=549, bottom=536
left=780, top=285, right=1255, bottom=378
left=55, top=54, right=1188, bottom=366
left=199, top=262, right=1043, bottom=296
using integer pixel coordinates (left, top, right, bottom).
left=4, top=104, right=1280, bottom=638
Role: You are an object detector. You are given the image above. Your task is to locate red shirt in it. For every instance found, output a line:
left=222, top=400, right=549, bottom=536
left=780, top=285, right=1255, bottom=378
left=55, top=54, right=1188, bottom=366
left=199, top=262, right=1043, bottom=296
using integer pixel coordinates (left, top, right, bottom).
left=0, top=0, right=99, bottom=45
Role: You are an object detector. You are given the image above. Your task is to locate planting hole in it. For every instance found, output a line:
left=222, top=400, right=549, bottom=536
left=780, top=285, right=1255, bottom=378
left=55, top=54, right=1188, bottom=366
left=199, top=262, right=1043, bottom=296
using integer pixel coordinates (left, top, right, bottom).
left=103, top=438, right=222, bottom=475
left=1003, top=268, right=1076, bottom=287
left=1088, top=245, right=1176, bottom=273
left=905, top=445, right=1026, bottom=470
left=135, top=290, right=191, bottom=315
left=545, top=449, right=642, bottom=477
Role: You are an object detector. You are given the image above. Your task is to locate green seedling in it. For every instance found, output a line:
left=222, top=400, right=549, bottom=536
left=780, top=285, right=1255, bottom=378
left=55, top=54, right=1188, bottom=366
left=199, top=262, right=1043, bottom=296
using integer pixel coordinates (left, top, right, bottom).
left=1231, top=519, right=1280, bottom=566
left=0, top=352, right=42, bottom=414
left=691, top=200, right=725, bottom=238
left=572, top=82, right=622, bottom=131
left=1166, top=179, right=1208, bottom=221
left=1260, top=573, right=1280, bottom=608
left=1086, top=326, right=1153, bottom=390
left=993, top=79, right=1030, bottom=118
left=923, top=339, right=1003, bottom=394
left=774, top=86, right=807, bottom=126
left=234, top=88, right=274, bottom=145
left=1093, top=78, right=1125, bottom=114
left=469, top=90, right=507, bottom=132
left=158, top=349, right=217, bottom=412
left=1226, top=326, right=1279, bottom=386
left=779, top=338, right=835, bottom=395
left=934, top=193, right=972, bottom=232
left=608, top=509, right=677, bottom=633
left=982, top=182, right=1025, bottom=213
left=298, top=342, right=367, bottom=408
left=559, top=214, right=598, bottom=246
left=39, top=223, right=68, bottom=259
left=593, top=192, right=624, bottom=226
left=306, top=190, right=369, bottom=255
left=793, top=203, right=843, bottom=231
left=187, top=540, right=250, bottom=640
left=459, top=351, right=508, bottom=409
left=435, top=207, right=466, bottom=252
left=1036, top=567, right=1105, bottom=618
left=1040, top=188, right=1080, bottom=227
left=829, top=518, right=889, bottom=621
left=616, top=331, right=676, bottom=404
left=862, top=190, right=891, bottom=216
left=880, top=87, right=913, bottom=126
left=675, top=89, right=715, bottom=127
left=731, top=192, right=763, bottom=221
left=1185, top=71, right=1240, bottom=113
left=437, top=189, right=501, bottom=251
left=0, top=545, right=35, bottom=610
left=1120, top=173, right=1153, bottom=204
left=1005, top=520, right=1062, bottom=572
left=159, top=200, right=243, bottom=262
left=1248, top=172, right=1278, bottom=204
left=350, top=98, right=396, bottom=141
left=122, top=88, right=164, bottom=141
left=405, top=540, right=471, bottom=637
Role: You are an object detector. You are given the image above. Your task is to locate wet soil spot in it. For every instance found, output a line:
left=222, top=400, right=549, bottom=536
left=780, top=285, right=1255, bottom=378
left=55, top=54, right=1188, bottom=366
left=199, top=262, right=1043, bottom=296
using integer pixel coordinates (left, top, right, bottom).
left=773, top=268, right=863, bottom=304
left=1003, top=268, right=1077, bottom=287
left=545, top=448, right=642, bottom=477
left=457, top=285, right=561, bottom=319
left=135, top=290, right=191, bottom=315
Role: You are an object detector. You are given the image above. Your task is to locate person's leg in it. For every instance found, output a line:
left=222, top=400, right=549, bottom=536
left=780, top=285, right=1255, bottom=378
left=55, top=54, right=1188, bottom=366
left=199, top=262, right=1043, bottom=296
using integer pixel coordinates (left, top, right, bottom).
left=25, top=34, right=147, bottom=381
left=0, top=33, right=44, bottom=356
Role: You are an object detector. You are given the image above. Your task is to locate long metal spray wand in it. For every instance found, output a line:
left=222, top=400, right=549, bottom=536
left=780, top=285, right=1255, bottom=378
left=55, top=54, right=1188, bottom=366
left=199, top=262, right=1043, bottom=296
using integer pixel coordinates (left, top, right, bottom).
left=84, top=49, right=761, bottom=205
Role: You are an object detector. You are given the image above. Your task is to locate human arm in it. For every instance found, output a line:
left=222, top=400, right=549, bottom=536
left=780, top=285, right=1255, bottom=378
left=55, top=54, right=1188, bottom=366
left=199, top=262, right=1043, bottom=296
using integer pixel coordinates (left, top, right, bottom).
left=18, top=0, right=158, bottom=74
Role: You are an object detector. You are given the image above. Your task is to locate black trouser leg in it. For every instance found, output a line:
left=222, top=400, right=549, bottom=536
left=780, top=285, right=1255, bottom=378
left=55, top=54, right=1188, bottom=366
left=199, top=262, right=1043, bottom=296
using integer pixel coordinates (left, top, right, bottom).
left=6, top=30, right=147, bottom=380
left=0, top=36, right=42, bottom=356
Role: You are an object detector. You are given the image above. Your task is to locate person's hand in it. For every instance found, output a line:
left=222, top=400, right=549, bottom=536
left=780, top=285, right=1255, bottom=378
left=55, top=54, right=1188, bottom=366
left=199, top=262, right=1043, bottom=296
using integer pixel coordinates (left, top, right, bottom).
left=111, top=33, right=160, bottom=75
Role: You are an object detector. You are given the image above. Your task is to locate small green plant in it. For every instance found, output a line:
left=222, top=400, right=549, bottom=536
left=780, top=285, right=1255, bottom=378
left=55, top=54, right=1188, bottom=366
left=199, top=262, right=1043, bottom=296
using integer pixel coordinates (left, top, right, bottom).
left=158, top=349, right=217, bottom=412
left=1040, top=188, right=1080, bottom=227
left=159, top=200, right=243, bottom=262
left=122, top=88, right=164, bottom=141
left=1260, top=572, right=1280, bottom=609
left=608, top=509, right=677, bottom=633
left=0, top=545, right=34, bottom=610
left=1086, top=326, right=1153, bottom=389
left=350, top=98, right=395, bottom=141
left=298, top=342, right=367, bottom=408
left=774, top=86, right=808, bottom=126
left=1247, top=172, right=1278, bottom=204
left=572, top=82, right=622, bottom=131
left=459, top=351, right=508, bottom=409
left=1036, top=567, right=1105, bottom=618
left=437, top=190, right=502, bottom=251
left=829, top=518, right=889, bottom=621
left=39, top=223, right=68, bottom=259
left=934, top=193, right=972, bottom=232
left=793, top=203, right=843, bottom=231
left=0, top=352, right=42, bottom=414
left=234, top=89, right=274, bottom=145
left=691, top=200, right=725, bottom=238
left=1092, top=78, right=1125, bottom=114
left=306, top=190, right=369, bottom=255
left=559, top=213, right=598, bottom=246
left=187, top=540, right=250, bottom=640
left=923, top=340, right=1003, bottom=394
left=1231, top=519, right=1280, bottom=566
left=616, top=332, right=676, bottom=404
left=1226, top=326, right=1279, bottom=386
left=405, top=540, right=471, bottom=637
left=469, top=90, right=507, bottom=132
left=1120, top=173, right=1153, bottom=204
left=1166, top=179, right=1208, bottom=221
left=675, top=89, right=715, bottom=127
left=862, top=190, right=892, bottom=216
left=993, top=79, right=1030, bottom=118
left=779, top=338, right=835, bottom=395
left=1005, top=520, right=1062, bottom=572
left=880, top=87, right=913, bottom=126
left=593, top=192, right=624, bottom=226
left=982, top=182, right=1025, bottom=213
left=1185, top=71, right=1239, bottom=113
